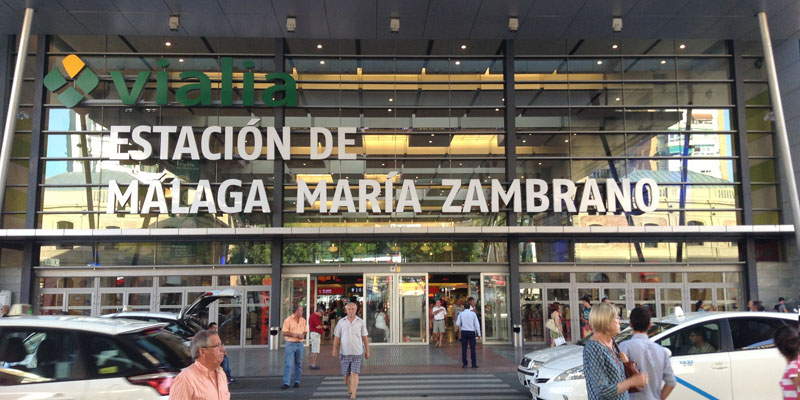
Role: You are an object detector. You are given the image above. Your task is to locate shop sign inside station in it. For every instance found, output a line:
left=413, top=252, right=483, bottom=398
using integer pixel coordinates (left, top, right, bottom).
left=105, top=124, right=659, bottom=215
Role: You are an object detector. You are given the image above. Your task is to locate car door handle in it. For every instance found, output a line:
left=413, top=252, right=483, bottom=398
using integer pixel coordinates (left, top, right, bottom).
left=710, top=362, right=729, bottom=370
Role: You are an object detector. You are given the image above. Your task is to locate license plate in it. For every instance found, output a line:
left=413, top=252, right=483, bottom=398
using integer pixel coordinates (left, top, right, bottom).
left=530, top=384, right=540, bottom=397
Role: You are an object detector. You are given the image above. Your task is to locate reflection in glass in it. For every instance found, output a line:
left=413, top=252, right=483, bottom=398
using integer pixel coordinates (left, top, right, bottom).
left=246, top=290, right=270, bottom=345
left=280, top=276, right=308, bottom=345
left=520, top=287, right=544, bottom=343
left=365, top=275, right=392, bottom=343
left=218, top=297, right=242, bottom=346
left=399, top=275, right=427, bottom=343
left=483, top=275, right=510, bottom=342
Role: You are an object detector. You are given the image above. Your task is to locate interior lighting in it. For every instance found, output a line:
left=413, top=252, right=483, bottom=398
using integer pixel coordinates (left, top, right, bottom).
left=164, top=41, right=172, bottom=47
left=316, top=44, right=323, bottom=49
left=443, top=243, right=453, bottom=251
left=389, top=98, right=393, bottom=102
left=428, top=140, right=433, bottom=143
left=455, top=60, right=461, bottom=65
left=328, top=243, right=338, bottom=253
left=538, top=162, right=542, bottom=165
left=660, top=60, right=667, bottom=64
left=679, top=43, right=686, bottom=49
left=320, top=60, right=325, bottom=64
left=612, top=44, right=618, bottom=49
left=495, top=108, right=500, bottom=112
left=178, top=58, right=184, bottom=63
left=420, top=243, right=431, bottom=252
left=461, top=44, right=467, bottom=50
left=596, top=60, right=603, bottom=65
left=286, top=17, right=296, bottom=33
left=522, top=139, right=526, bottom=143
left=391, top=243, right=400, bottom=252
left=564, top=139, right=569, bottom=142
left=387, top=108, right=392, bottom=112
left=508, top=17, right=519, bottom=32
left=390, top=17, right=400, bottom=33
left=615, top=97, right=621, bottom=101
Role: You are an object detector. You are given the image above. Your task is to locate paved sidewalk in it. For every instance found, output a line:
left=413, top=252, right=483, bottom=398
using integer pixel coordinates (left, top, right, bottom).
left=225, top=343, right=545, bottom=377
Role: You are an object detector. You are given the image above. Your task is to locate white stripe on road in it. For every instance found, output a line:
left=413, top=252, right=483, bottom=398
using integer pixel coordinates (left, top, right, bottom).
left=311, top=388, right=522, bottom=397
left=318, top=379, right=503, bottom=385
left=322, top=373, right=496, bottom=380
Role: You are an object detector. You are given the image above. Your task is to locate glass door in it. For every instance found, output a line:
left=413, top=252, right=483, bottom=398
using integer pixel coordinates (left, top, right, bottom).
left=244, top=289, right=270, bottom=346
left=280, top=274, right=310, bottom=346
left=545, top=288, right=571, bottom=343
left=480, top=273, right=510, bottom=343
left=399, top=274, right=428, bottom=344
left=520, top=286, right=545, bottom=343
left=364, top=274, right=393, bottom=344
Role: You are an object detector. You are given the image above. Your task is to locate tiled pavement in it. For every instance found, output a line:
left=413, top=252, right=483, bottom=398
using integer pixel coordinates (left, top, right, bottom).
left=226, top=343, right=544, bottom=377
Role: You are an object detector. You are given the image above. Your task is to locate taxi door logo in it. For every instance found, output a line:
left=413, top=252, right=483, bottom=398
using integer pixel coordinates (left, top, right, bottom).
left=43, top=54, right=99, bottom=108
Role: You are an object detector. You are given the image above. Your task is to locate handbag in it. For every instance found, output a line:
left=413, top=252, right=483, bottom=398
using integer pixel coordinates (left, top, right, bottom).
left=614, top=342, right=642, bottom=393
left=553, top=335, right=566, bottom=346
left=545, top=318, right=557, bottom=332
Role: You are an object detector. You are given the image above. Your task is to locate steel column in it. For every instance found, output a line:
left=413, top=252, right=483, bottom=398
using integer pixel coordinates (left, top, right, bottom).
left=502, top=40, right=521, bottom=345
left=25, top=36, right=46, bottom=229
left=269, top=38, right=286, bottom=349
left=757, top=12, right=800, bottom=249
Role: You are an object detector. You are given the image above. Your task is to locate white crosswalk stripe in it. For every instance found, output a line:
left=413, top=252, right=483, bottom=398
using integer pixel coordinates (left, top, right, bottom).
left=310, top=373, right=529, bottom=399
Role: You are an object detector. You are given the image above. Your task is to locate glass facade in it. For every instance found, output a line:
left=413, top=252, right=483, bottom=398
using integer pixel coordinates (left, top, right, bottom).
left=0, top=35, right=782, bottom=346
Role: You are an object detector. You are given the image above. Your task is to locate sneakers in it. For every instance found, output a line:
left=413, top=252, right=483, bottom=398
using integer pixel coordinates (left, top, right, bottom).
left=227, top=378, right=237, bottom=384
left=281, top=384, right=289, bottom=389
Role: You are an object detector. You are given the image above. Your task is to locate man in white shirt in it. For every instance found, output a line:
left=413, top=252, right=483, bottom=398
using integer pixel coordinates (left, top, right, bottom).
left=455, top=296, right=481, bottom=368
left=431, top=299, right=446, bottom=347
left=332, top=302, right=370, bottom=400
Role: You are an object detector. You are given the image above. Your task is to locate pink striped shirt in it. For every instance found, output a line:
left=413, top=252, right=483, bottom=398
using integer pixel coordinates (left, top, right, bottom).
left=781, top=359, right=799, bottom=400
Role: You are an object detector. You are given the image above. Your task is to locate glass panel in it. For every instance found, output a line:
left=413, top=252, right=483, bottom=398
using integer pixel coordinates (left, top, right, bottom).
left=545, top=288, right=571, bottom=344
left=690, top=288, right=713, bottom=311
left=519, top=273, right=570, bottom=283
left=676, top=58, right=731, bottom=80
left=575, top=272, right=627, bottom=283
left=520, top=287, right=545, bottom=343
left=364, top=275, right=392, bottom=343
left=716, top=287, right=741, bottom=312
left=633, top=273, right=682, bottom=283
left=399, top=275, right=427, bottom=343
left=483, top=274, right=509, bottom=342
left=159, top=276, right=213, bottom=287
left=39, top=293, right=64, bottom=315
left=127, top=293, right=151, bottom=311
left=99, top=276, right=153, bottom=288
left=577, top=290, right=599, bottom=339
left=660, top=288, right=683, bottom=317
left=218, top=296, right=242, bottom=346
left=606, top=288, right=628, bottom=319
left=245, top=290, right=270, bottom=345
left=634, top=288, right=657, bottom=318
left=687, top=272, right=740, bottom=283
left=159, top=292, right=182, bottom=312
left=280, top=276, right=308, bottom=345
left=100, top=293, right=122, bottom=314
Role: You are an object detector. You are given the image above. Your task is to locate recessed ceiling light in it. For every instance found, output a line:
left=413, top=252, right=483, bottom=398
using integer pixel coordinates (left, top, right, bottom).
left=679, top=44, right=686, bottom=49
left=564, top=139, right=569, bottom=142
left=316, top=44, right=323, bottom=49
left=165, top=41, right=172, bottom=47
left=389, top=98, right=393, bottom=102
left=615, top=97, right=621, bottom=101
left=458, top=162, right=463, bottom=166
left=461, top=44, right=467, bottom=50
left=454, top=60, right=461, bottom=65
left=612, top=44, right=619, bottom=49
left=428, top=140, right=433, bottom=144
left=522, top=139, right=526, bottom=143
left=596, top=60, right=603, bottom=65
left=538, top=162, right=542, bottom=165
left=502, top=98, right=505, bottom=102
left=178, top=58, right=184, bottom=63
left=381, top=163, right=385, bottom=166
left=387, top=108, right=392, bottom=112
left=660, top=60, right=667, bottom=64
left=495, top=108, right=500, bottom=112
left=320, top=60, right=325, bottom=64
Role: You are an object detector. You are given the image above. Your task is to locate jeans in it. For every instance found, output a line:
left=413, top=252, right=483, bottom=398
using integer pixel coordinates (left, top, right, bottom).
left=283, top=341, right=304, bottom=385
left=461, top=330, right=477, bottom=367
left=221, top=354, right=231, bottom=380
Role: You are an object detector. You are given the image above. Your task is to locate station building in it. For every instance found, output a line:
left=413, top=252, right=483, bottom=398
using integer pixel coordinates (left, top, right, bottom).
left=1, top=1, right=799, bottom=347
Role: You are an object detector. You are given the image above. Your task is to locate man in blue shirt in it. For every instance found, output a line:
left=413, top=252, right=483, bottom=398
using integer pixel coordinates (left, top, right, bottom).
left=619, top=307, right=675, bottom=400
left=455, top=296, right=481, bottom=368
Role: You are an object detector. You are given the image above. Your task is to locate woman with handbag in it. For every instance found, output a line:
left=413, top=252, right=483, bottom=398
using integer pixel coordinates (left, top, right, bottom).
left=583, top=302, right=648, bottom=400
left=547, top=302, right=565, bottom=347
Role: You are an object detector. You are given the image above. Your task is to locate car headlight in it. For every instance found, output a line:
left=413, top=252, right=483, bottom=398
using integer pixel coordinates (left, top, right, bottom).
left=554, top=366, right=584, bottom=381
left=531, top=361, right=544, bottom=369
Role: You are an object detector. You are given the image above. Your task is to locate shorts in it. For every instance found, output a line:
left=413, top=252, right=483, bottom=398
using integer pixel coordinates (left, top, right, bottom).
left=310, top=332, right=321, bottom=353
left=433, top=319, right=446, bottom=333
left=339, top=354, right=362, bottom=375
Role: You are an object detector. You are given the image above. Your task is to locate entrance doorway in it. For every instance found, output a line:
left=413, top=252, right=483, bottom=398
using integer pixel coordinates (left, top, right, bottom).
left=364, top=273, right=429, bottom=344
left=428, top=274, right=470, bottom=344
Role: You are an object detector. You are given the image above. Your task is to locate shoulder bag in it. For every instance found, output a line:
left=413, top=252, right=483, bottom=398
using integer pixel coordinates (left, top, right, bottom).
left=613, top=341, right=641, bottom=393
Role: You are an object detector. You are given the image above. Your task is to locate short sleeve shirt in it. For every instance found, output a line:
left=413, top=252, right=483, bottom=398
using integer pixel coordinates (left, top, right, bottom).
left=334, top=316, right=368, bottom=355
left=432, top=306, right=446, bottom=320
left=781, top=359, right=799, bottom=400
left=309, top=313, right=324, bottom=335
left=282, top=315, right=308, bottom=343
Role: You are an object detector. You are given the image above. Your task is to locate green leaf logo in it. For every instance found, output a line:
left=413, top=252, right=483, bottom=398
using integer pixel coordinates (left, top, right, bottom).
left=43, top=54, right=99, bottom=108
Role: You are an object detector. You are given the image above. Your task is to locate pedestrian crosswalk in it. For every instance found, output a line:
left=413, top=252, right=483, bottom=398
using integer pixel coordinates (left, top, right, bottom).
left=310, top=373, right=529, bottom=400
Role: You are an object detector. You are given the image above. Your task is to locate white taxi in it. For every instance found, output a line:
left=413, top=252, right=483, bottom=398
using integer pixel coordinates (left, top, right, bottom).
left=518, top=311, right=797, bottom=400
left=0, top=316, right=192, bottom=399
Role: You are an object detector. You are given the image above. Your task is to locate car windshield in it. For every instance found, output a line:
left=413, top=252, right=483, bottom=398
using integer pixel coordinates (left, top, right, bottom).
left=578, top=322, right=674, bottom=345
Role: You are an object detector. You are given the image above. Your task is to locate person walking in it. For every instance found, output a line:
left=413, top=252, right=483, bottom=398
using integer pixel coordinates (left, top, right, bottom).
left=581, top=296, right=593, bottom=338
left=776, top=297, right=790, bottom=313
left=332, top=302, right=370, bottom=400
left=455, top=296, right=481, bottom=368
left=169, top=329, right=230, bottom=400
left=281, top=305, right=307, bottom=389
left=207, top=322, right=235, bottom=384
left=548, top=302, right=565, bottom=347
left=584, top=302, right=647, bottom=400
left=309, top=305, right=326, bottom=370
left=619, top=307, right=675, bottom=400
left=431, top=299, right=446, bottom=347
left=774, top=325, right=800, bottom=400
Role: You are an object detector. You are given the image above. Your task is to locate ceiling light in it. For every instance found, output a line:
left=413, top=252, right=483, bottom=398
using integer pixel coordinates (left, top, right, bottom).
left=168, top=15, right=180, bottom=31
left=508, top=17, right=519, bottom=32
left=164, top=41, right=172, bottom=47
left=615, top=97, right=621, bottom=101
left=443, top=243, right=453, bottom=251
left=612, top=17, right=623, bottom=32
left=316, top=44, right=323, bottom=49
left=286, top=17, right=296, bottom=33
left=458, top=162, right=463, bottom=166
left=660, top=60, right=667, bottom=64
left=612, top=44, right=619, bottom=49
left=455, top=60, right=461, bottom=65
left=564, top=139, right=569, bottom=143
left=420, top=243, right=431, bottom=252
left=320, top=60, right=325, bottom=64
left=387, top=108, right=392, bottom=112
left=390, top=17, right=400, bottom=33
left=178, top=58, right=184, bottom=63
left=328, top=243, right=338, bottom=253
left=596, top=60, right=603, bottom=65
left=428, top=140, right=433, bottom=144
left=538, top=162, right=542, bottom=165
left=679, top=43, right=686, bottom=49
left=381, top=163, right=385, bottom=166
left=461, top=44, right=467, bottom=50
left=389, top=98, right=393, bottom=102
left=495, top=108, right=500, bottom=112
left=522, top=139, right=526, bottom=143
